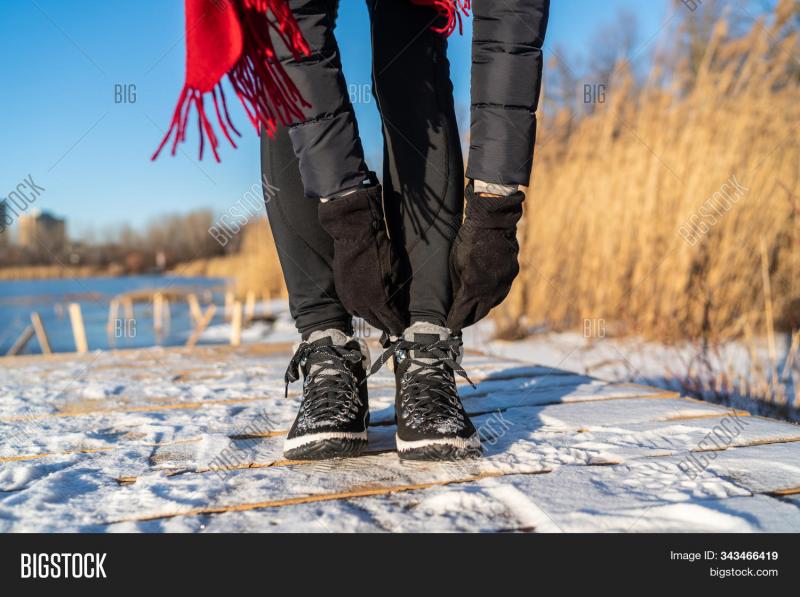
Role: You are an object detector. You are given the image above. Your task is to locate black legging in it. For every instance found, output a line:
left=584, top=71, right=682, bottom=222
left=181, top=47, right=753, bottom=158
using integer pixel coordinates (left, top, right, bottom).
left=261, top=0, right=464, bottom=338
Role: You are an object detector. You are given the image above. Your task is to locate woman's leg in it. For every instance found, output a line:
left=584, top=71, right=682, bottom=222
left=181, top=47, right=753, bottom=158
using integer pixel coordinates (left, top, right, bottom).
left=364, top=1, right=481, bottom=460
left=260, top=125, right=352, bottom=339
left=263, top=2, right=373, bottom=460
left=260, top=0, right=361, bottom=340
left=368, top=0, right=464, bottom=328
left=268, top=0, right=409, bottom=335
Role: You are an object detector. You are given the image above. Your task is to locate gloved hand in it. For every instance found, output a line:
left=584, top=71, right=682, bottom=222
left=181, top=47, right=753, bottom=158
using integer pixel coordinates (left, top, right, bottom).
left=318, top=183, right=408, bottom=336
left=447, top=183, right=525, bottom=332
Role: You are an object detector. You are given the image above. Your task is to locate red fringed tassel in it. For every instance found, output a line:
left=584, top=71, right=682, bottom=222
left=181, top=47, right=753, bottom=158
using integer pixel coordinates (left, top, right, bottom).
left=231, top=0, right=311, bottom=139
left=412, top=0, right=471, bottom=35
left=152, top=0, right=311, bottom=162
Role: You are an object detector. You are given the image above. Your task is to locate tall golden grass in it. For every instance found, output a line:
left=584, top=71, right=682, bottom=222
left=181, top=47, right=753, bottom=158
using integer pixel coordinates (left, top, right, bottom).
left=496, top=3, right=799, bottom=344
left=171, top=218, right=287, bottom=299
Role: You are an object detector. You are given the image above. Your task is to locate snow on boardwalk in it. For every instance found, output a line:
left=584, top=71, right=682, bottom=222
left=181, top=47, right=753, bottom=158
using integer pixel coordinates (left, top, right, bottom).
left=2, top=342, right=800, bottom=532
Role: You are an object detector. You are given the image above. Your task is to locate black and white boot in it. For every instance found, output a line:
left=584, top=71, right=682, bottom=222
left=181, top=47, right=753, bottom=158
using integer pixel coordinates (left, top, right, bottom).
left=283, top=329, right=370, bottom=460
left=371, top=322, right=481, bottom=460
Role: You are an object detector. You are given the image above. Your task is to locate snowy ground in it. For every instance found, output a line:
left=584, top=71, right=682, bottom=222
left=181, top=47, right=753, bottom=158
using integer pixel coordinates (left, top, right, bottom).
left=203, top=300, right=799, bottom=419
left=477, top=327, right=798, bottom=420
left=1, top=334, right=800, bottom=532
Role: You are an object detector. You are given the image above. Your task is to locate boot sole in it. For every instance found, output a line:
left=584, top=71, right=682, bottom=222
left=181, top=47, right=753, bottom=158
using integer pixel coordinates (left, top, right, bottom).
left=396, top=434, right=482, bottom=461
left=283, top=435, right=368, bottom=461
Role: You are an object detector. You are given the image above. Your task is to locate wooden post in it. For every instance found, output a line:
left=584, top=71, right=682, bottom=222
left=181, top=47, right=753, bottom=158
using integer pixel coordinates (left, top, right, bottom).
left=245, top=290, right=256, bottom=322
left=153, top=292, right=164, bottom=332
left=163, top=297, right=171, bottom=333
left=187, top=293, right=202, bottom=325
left=123, top=297, right=135, bottom=321
left=68, top=303, right=89, bottom=354
left=30, top=312, right=52, bottom=354
left=185, top=304, right=216, bottom=349
left=224, top=291, right=234, bottom=321
left=6, top=326, right=34, bottom=356
left=230, top=301, right=243, bottom=347
left=106, top=298, right=120, bottom=335
left=262, top=288, right=272, bottom=318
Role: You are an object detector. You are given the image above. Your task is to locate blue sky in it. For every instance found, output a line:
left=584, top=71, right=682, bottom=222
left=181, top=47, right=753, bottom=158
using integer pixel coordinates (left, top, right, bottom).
left=0, top=0, right=673, bottom=239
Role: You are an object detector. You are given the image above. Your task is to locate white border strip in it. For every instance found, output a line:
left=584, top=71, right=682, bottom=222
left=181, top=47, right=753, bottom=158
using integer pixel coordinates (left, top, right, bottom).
left=284, top=431, right=368, bottom=452
left=396, top=433, right=481, bottom=452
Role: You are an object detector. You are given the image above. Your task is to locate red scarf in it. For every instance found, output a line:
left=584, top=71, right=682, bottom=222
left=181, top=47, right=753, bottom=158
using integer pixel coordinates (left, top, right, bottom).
left=153, top=0, right=470, bottom=162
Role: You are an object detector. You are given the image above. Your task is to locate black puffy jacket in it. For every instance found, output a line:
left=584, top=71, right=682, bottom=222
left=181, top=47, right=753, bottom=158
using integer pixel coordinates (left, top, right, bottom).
left=467, top=0, right=550, bottom=187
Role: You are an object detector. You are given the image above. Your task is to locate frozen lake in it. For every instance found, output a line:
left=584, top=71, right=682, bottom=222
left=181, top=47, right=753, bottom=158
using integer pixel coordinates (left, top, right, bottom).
left=0, top=275, right=227, bottom=354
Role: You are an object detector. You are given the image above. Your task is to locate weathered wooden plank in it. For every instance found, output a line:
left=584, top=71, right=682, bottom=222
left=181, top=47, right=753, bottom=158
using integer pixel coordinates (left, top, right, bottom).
left=542, top=416, right=800, bottom=463
left=681, top=441, right=800, bottom=495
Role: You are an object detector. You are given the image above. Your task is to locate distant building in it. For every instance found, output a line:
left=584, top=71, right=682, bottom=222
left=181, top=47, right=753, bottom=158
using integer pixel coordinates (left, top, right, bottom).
left=18, top=209, right=67, bottom=251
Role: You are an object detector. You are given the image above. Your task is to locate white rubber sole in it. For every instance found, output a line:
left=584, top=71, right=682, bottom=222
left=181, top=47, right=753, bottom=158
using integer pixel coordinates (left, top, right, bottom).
left=395, top=432, right=481, bottom=452
left=283, top=430, right=368, bottom=452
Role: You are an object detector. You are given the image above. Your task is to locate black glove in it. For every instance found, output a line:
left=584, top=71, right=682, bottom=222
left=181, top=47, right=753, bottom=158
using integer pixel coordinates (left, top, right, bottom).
left=318, top=183, right=408, bottom=336
left=447, top=183, right=525, bottom=332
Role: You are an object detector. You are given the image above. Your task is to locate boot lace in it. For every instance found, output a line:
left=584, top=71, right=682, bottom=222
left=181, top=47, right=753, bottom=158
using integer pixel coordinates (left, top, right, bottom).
left=285, top=341, right=364, bottom=427
left=369, top=336, right=475, bottom=429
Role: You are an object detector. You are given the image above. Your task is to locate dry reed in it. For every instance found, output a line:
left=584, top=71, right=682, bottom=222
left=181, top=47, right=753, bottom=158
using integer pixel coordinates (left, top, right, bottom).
left=497, top=3, right=799, bottom=345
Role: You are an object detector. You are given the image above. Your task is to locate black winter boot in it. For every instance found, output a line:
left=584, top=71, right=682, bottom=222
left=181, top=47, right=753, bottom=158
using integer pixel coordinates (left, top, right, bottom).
left=283, top=329, right=370, bottom=460
left=370, top=322, right=481, bottom=460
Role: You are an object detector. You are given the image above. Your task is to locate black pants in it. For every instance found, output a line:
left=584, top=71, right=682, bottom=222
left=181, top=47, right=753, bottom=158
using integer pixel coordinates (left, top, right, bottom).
left=261, top=0, right=464, bottom=338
